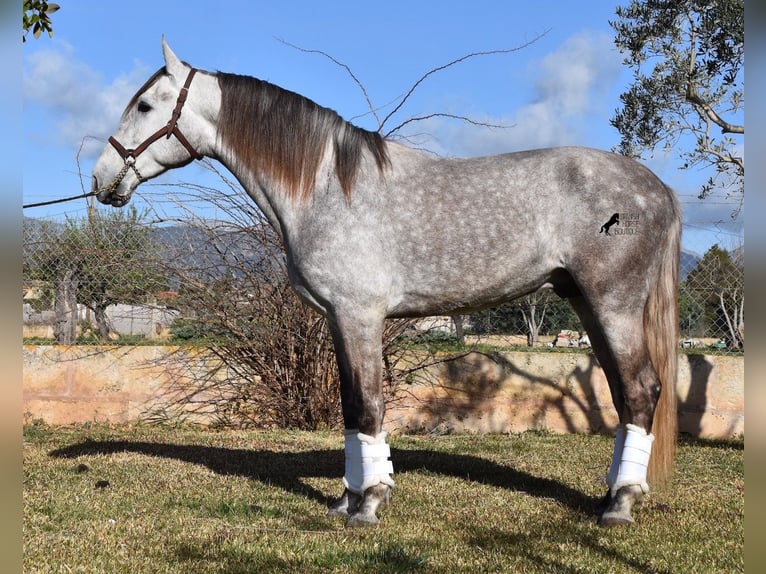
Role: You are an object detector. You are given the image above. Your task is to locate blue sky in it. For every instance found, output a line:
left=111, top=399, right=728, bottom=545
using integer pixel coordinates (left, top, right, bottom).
left=22, top=0, right=744, bottom=255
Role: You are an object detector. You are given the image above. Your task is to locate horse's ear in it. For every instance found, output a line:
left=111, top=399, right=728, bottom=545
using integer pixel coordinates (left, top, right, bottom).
left=161, top=36, right=186, bottom=79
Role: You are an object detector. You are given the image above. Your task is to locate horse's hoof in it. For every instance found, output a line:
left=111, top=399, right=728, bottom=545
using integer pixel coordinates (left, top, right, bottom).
left=326, top=506, right=349, bottom=518
left=346, top=512, right=380, bottom=528
left=597, top=484, right=643, bottom=527
left=594, top=491, right=612, bottom=516
left=598, top=512, right=635, bottom=527
left=327, top=490, right=360, bottom=518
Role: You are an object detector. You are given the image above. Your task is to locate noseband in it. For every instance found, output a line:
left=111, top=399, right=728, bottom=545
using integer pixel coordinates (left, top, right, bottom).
left=97, top=68, right=202, bottom=196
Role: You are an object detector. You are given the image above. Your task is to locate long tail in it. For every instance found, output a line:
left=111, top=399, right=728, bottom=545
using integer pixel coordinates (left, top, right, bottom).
left=644, top=188, right=681, bottom=487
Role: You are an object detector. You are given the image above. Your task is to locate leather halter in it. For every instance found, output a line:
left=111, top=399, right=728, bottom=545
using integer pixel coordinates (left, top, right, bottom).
left=108, top=68, right=202, bottom=164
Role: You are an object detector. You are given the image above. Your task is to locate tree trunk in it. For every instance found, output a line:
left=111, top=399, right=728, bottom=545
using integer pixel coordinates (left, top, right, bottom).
left=719, top=290, right=744, bottom=349
left=54, top=268, right=79, bottom=344
left=521, top=293, right=548, bottom=347
left=453, top=315, right=465, bottom=346
left=737, top=296, right=744, bottom=346
left=94, top=305, right=112, bottom=340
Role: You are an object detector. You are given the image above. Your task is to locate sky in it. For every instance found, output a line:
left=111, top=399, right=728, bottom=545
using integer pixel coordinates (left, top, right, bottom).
left=22, top=0, right=744, bottom=255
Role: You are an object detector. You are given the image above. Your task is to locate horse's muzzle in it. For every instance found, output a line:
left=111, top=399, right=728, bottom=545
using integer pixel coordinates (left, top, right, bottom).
left=92, top=176, right=130, bottom=207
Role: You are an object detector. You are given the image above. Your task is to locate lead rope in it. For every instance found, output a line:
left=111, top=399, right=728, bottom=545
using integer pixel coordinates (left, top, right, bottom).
left=23, top=157, right=144, bottom=209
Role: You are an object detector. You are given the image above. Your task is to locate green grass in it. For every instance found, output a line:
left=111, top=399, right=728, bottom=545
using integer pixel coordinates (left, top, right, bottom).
left=23, top=423, right=743, bottom=573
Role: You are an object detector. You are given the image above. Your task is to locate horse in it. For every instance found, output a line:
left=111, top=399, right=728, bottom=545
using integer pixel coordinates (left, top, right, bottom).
left=92, top=39, right=680, bottom=528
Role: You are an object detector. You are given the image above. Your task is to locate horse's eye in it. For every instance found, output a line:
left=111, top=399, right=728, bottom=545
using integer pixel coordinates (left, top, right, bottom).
left=137, top=101, right=152, bottom=113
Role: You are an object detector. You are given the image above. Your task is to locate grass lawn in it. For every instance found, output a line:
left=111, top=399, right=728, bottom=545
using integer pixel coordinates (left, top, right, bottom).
left=23, top=423, right=743, bottom=573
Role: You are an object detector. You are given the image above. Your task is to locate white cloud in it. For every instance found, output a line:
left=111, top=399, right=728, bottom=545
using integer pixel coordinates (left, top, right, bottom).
left=535, top=32, right=615, bottom=116
left=24, top=43, right=151, bottom=157
left=412, top=31, right=624, bottom=157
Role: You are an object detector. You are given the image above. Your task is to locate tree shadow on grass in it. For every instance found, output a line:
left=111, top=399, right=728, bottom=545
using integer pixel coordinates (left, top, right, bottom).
left=50, top=440, right=598, bottom=516
left=464, top=528, right=675, bottom=574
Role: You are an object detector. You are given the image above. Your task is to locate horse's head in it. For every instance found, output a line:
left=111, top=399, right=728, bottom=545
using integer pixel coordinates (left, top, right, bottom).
left=92, top=38, right=207, bottom=207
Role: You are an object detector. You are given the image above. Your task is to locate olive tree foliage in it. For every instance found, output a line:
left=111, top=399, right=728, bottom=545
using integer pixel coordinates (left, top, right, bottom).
left=681, top=243, right=743, bottom=349
left=23, top=0, right=59, bottom=42
left=610, top=0, right=744, bottom=202
left=23, top=207, right=166, bottom=343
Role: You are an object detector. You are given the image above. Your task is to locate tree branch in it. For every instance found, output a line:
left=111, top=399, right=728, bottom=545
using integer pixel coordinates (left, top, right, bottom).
left=685, top=84, right=744, bottom=135
left=384, top=113, right=512, bottom=139
left=380, top=32, right=549, bottom=132
left=275, top=37, right=382, bottom=128
left=279, top=33, right=547, bottom=137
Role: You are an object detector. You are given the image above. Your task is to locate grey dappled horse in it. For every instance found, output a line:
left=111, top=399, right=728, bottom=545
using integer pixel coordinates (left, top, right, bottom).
left=93, top=39, right=680, bottom=528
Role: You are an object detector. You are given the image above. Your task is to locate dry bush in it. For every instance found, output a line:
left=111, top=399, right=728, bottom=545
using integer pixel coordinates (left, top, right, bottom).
left=148, top=166, right=447, bottom=430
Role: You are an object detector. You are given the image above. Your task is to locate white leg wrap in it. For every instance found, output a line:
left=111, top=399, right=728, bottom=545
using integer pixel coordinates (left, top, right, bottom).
left=611, top=423, right=654, bottom=495
left=342, top=429, right=395, bottom=495
left=605, top=424, right=625, bottom=490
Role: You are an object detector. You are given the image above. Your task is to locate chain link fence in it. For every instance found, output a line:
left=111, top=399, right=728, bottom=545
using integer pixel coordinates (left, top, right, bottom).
left=23, top=181, right=744, bottom=356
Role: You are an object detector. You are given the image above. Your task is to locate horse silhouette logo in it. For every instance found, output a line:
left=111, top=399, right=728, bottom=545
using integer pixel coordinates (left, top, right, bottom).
left=599, top=213, right=620, bottom=236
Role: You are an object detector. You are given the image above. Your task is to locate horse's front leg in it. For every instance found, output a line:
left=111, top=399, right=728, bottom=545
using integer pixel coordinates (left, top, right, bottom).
left=326, top=317, right=394, bottom=527
left=327, top=430, right=394, bottom=527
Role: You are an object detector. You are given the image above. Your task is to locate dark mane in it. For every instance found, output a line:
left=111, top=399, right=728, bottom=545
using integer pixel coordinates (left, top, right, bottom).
left=215, top=72, right=389, bottom=201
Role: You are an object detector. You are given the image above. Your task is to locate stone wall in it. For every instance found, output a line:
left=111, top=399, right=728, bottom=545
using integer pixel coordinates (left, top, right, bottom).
left=385, top=351, right=743, bottom=438
left=22, top=345, right=743, bottom=439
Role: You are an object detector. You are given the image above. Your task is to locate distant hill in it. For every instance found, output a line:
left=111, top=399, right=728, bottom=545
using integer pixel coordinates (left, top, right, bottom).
left=149, top=222, right=287, bottom=294
left=680, top=249, right=700, bottom=280
left=730, top=244, right=744, bottom=267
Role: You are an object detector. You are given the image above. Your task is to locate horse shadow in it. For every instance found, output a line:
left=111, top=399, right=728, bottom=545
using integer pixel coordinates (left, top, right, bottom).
left=49, top=438, right=597, bottom=516
left=679, top=353, right=714, bottom=437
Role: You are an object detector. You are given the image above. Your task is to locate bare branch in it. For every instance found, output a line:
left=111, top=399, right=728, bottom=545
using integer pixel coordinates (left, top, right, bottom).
left=279, top=33, right=547, bottom=136
left=384, top=113, right=513, bottom=139
left=379, top=32, right=549, bottom=132
left=276, top=37, right=382, bottom=127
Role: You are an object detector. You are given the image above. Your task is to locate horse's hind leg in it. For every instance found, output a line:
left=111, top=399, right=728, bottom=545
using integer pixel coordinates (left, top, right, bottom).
left=325, top=313, right=394, bottom=527
left=569, top=296, right=661, bottom=526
